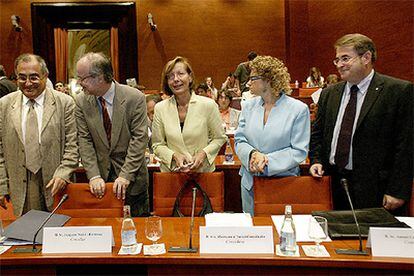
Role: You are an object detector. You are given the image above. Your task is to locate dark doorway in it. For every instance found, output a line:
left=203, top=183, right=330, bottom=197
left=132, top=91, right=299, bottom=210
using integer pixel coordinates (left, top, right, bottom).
left=31, top=2, right=138, bottom=84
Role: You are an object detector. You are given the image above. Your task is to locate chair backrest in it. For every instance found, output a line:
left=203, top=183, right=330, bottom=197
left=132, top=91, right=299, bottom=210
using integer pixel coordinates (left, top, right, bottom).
left=299, top=87, right=319, bottom=97
left=153, top=172, right=224, bottom=216
left=0, top=200, right=16, bottom=220
left=54, top=183, right=123, bottom=218
left=254, top=176, right=332, bottom=216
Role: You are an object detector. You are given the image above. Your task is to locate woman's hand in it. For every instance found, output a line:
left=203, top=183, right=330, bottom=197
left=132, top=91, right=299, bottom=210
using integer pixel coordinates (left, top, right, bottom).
left=173, top=152, right=193, bottom=172
left=249, top=151, right=268, bottom=173
left=190, top=150, right=207, bottom=171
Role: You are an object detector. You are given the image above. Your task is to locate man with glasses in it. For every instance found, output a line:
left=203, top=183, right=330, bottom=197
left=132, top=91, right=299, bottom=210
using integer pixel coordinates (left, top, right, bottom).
left=0, top=54, right=78, bottom=216
left=309, top=34, right=413, bottom=213
left=75, top=52, right=149, bottom=217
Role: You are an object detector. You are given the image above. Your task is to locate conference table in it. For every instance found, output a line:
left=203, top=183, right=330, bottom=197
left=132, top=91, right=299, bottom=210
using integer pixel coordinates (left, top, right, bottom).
left=1, top=217, right=413, bottom=275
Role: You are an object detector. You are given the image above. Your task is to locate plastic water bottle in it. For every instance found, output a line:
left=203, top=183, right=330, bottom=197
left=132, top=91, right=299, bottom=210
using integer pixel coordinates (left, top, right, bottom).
left=121, top=205, right=137, bottom=252
left=295, top=80, right=299, bottom=88
left=224, top=140, right=234, bottom=163
left=280, top=205, right=297, bottom=255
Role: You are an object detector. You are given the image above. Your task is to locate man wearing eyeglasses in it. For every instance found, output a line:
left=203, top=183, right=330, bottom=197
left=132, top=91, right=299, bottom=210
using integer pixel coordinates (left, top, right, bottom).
left=75, top=52, right=149, bottom=217
left=0, top=54, right=79, bottom=216
left=309, top=34, right=412, bottom=214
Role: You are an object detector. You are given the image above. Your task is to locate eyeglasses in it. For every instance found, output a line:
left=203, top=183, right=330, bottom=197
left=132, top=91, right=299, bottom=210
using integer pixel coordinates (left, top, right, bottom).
left=76, top=74, right=96, bottom=83
left=17, top=74, right=43, bottom=83
left=249, top=75, right=263, bottom=82
left=167, top=71, right=188, bottom=81
left=333, top=55, right=359, bottom=66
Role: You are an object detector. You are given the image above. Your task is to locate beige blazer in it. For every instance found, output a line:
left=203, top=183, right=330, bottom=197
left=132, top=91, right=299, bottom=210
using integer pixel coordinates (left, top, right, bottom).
left=75, top=82, right=148, bottom=195
left=152, top=93, right=226, bottom=172
left=0, top=89, right=79, bottom=216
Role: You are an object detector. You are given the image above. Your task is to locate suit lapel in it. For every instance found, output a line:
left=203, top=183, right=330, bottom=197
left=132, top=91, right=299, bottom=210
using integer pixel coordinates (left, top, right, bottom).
left=111, top=82, right=125, bottom=149
left=41, top=89, right=56, bottom=134
left=10, top=92, right=24, bottom=145
left=88, top=94, right=110, bottom=148
left=356, top=73, right=383, bottom=129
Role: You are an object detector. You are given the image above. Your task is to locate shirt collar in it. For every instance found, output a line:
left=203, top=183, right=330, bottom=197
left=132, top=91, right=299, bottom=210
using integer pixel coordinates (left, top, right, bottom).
left=22, top=89, right=46, bottom=107
left=99, top=81, right=115, bottom=106
left=346, top=69, right=375, bottom=95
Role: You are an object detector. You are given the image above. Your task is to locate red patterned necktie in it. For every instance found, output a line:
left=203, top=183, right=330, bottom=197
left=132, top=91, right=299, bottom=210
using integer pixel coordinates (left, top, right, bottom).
left=98, top=97, right=112, bottom=145
left=335, top=85, right=359, bottom=169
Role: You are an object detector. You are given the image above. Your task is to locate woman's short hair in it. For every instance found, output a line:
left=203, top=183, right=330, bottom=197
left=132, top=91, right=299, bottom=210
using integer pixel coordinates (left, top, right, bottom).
left=249, top=55, right=292, bottom=96
left=161, top=56, right=195, bottom=96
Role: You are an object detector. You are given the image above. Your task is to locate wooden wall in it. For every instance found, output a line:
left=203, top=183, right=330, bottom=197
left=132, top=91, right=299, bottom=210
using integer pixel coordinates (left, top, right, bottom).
left=0, top=0, right=412, bottom=89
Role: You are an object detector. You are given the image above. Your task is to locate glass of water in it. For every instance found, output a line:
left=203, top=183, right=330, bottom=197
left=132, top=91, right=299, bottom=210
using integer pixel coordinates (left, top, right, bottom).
left=145, top=216, right=162, bottom=245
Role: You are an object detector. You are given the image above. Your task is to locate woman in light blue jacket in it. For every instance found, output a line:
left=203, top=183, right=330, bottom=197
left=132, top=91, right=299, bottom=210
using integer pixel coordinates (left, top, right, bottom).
left=235, top=55, right=310, bottom=216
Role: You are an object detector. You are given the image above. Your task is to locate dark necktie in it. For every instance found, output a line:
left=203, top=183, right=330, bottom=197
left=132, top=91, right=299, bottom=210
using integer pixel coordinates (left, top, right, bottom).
left=98, top=97, right=112, bottom=145
left=25, top=100, right=41, bottom=173
left=335, top=85, right=359, bottom=169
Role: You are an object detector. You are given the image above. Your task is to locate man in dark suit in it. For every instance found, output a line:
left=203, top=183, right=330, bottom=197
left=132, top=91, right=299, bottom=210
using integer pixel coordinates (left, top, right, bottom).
left=309, top=34, right=412, bottom=213
left=75, top=52, right=149, bottom=216
left=0, top=65, right=17, bottom=98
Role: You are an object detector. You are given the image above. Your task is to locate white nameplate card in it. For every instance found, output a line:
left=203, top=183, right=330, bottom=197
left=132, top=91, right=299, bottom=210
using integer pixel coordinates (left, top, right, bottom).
left=42, top=226, right=113, bottom=254
left=199, top=226, right=274, bottom=254
left=367, top=227, right=414, bottom=258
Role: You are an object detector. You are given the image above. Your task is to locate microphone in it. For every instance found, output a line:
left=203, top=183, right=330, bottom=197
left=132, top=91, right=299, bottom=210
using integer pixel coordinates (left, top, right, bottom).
left=31, top=194, right=69, bottom=252
left=335, top=179, right=368, bottom=255
left=169, top=187, right=198, bottom=253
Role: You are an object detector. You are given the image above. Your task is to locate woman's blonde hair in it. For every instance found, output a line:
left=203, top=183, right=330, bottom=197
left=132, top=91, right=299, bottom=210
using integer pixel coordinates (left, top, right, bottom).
left=249, top=55, right=292, bottom=95
left=161, top=56, right=195, bottom=96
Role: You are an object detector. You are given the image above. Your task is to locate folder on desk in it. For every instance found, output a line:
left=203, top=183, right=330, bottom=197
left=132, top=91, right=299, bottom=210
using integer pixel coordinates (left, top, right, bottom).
left=3, top=210, right=70, bottom=244
left=312, top=208, right=409, bottom=239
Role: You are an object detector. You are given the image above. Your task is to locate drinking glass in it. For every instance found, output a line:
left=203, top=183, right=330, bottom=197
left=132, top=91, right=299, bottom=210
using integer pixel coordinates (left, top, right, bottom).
left=145, top=216, right=162, bottom=246
left=308, top=216, right=328, bottom=251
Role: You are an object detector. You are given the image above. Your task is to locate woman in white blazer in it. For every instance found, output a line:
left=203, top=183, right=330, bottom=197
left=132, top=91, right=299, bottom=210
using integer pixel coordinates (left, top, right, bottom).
left=235, top=56, right=310, bottom=216
left=152, top=56, right=226, bottom=172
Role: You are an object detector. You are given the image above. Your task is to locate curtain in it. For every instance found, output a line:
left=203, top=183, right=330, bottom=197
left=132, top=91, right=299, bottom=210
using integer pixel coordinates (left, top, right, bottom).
left=54, top=28, right=68, bottom=83
left=110, top=27, right=119, bottom=81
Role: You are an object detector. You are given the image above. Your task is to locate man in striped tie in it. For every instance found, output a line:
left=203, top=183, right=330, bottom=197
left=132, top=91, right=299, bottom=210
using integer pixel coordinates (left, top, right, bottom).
left=75, top=52, right=149, bottom=217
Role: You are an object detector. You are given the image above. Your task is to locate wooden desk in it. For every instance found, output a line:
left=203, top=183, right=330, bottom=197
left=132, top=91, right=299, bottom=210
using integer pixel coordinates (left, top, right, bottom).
left=2, top=217, right=412, bottom=275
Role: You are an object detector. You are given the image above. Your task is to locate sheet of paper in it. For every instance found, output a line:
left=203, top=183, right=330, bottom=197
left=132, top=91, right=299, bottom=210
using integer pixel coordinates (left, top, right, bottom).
left=275, top=245, right=300, bottom=257
left=302, top=245, right=330, bottom=257
left=0, top=245, right=11, bottom=254
left=143, top=243, right=166, bottom=255
left=396, top=217, right=414, bottom=229
left=271, top=215, right=331, bottom=242
left=205, top=213, right=253, bottom=227
left=118, top=243, right=143, bottom=255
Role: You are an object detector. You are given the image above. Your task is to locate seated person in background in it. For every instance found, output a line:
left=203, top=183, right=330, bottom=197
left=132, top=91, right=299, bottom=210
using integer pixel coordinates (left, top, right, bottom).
left=205, top=76, right=218, bottom=100
left=217, top=89, right=240, bottom=131
left=0, top=65, right=17, bottom=98
left=325, top=73, right=339, bottom=86
left=306, top=67, right=325, bottom=88
left=235, top=55, right=310, bottom=216
left=221, top=72, right=240, bottom=97
left=146, top=94, right=162, bottom=152
left=159, top=90, right=170, bottom=100
left=195, top=82, right=212, bottom=98
left=152, top=56, right=226, bottom=172
left=55, top=81, right=67, bottom=93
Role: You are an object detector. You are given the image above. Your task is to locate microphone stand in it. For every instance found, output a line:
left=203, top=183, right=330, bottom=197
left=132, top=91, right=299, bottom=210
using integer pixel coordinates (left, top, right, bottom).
left=13, top=194, right=69, bottom=253
left=335, top=179, right=368, bottom=255
left=169, top=188, right=198, bottom=253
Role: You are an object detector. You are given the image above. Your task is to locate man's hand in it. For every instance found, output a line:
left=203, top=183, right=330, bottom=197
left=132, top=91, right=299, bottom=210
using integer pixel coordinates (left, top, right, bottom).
left=46, top=177, right=68, bottom=197
left=0, top=195, right=8, bottom=209
left=190, top=151, right=207, bottom=171
left=383, top=194, right=405, bottom=211
left=89, top=177, right=106, bottom=198
left=309, top=163, right=324, bottom=177
left=113, top=176, right=130, bottom=200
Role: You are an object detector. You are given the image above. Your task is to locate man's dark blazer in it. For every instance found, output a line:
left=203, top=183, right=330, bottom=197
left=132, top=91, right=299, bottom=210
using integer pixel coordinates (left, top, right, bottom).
left=0, top=77, right=17, bottom=98
left=310, top=72, right=413, bottom=209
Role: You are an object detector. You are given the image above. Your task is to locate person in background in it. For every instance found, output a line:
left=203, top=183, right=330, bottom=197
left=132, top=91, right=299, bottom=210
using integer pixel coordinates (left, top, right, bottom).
left=306, top=67, right=325, bottom=88
left=311, top=73, right=339, bottom=104
left=217, top=89, right=240, bottom=131
left=55, top=81, right=66, bottom=93
left=0, top=54, right=78, bottom=216
left=75, top=52, right=149, bottom=217
left=195, top=82, right=212, bottom=98
left=234, top=51, right=257, bottom=95
left=325, top=74, right=339, bottom=86
left=309, top=33, right=412, bottom=213
left=152, top=56, right=226, bottom=173
left=0, top=65, right=17, bottom=98
left=205, top=76, right=218, bottom=100
left=221, top=72, right=239, bottom=97
left=235, top=55, right=310, bottom=216
left=146, top=94, right=162, bottom=153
